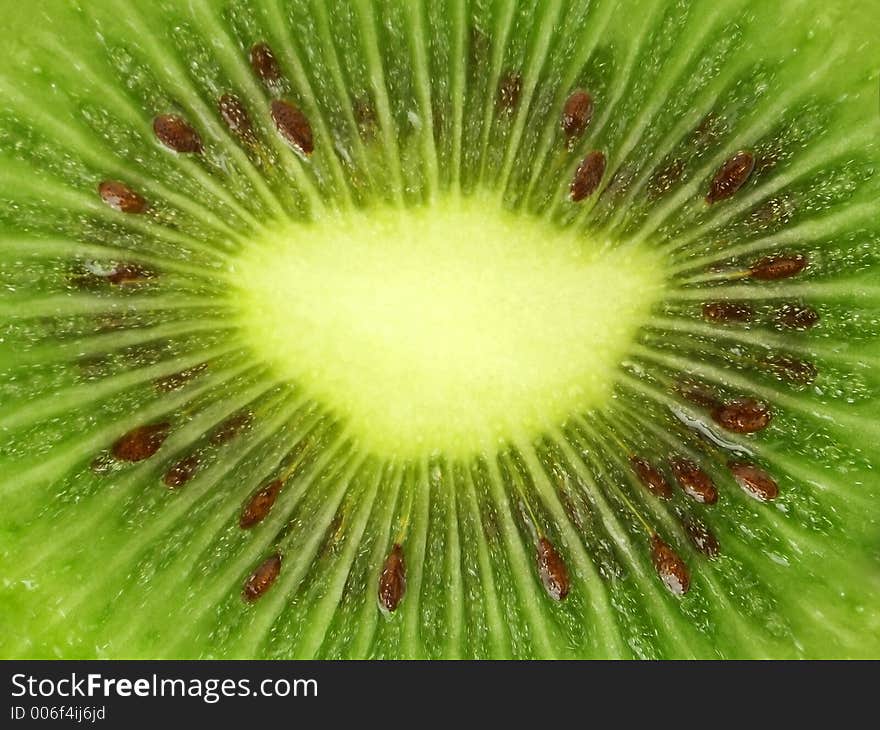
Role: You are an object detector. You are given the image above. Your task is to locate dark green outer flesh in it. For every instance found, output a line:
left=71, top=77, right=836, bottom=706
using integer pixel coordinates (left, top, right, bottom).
left=0, top=0, right=878, bottom=658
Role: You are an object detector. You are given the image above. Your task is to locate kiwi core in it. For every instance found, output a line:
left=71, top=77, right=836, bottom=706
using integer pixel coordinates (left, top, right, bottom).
left=235, top=195, right=666, bottom=457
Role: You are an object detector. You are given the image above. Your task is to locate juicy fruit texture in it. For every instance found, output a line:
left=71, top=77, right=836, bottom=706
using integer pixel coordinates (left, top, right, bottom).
left=0, top=0, right=879, bottom=660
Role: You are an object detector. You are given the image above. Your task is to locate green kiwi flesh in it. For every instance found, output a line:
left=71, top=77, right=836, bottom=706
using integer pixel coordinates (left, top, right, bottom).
left=0, top=0, right=879, bottom=659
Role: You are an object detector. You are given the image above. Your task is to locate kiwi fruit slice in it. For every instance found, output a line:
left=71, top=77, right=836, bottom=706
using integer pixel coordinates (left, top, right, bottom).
left=1, top=0, right=878, bottom=660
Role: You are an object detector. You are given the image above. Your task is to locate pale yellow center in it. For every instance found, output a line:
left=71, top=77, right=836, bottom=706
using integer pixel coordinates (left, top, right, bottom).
left=234, top=195, right=666, bottom=457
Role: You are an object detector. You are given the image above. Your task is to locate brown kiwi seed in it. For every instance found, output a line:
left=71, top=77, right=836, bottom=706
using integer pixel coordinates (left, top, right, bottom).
left=98, top=180, right=148, bottom=213
left=270, top=99, right=314, bottom=156
left=630, top=456, right=674, bottom=499
left=153, top=114, right=203, bottom=154
left=762, top=355, right=818, bottom=385
left=749, top=253, right=809, bottom=280
left=650, top=535, right=691, bottom=596
left=682, top=520, right=720, bottom=558
left=702, top=300, right=754, bottom=323
left=111, top=423, right=172, bottom=463
left=648, top=158, right=686, bottom=198
left=243, top=553, right=283, bottom=602
left=250, top=41, right=283, bottom=86
left=570, top=150, right=606, bottom=201
left=712, top=398, right=772, bottom=434
left=536, top=537, right=571, bottom=601
left=728, top=462, right=779, bottom=501
left=218, top=93, right=256, bottom=142
left=561, top=89, right=593, bottom=148
left=775, top=303, right=820, bottom=330
left=706, top=150, right=755, bottom=204
left=378, top=543, right=407, bottom=613
left=209, top=410, right=254, bottom=445
left=676, top=380, right=722, bottom=410
left=669, top=456, right=718, bottom=505
left=240, top=479, right=284, bottom=529
left=162, top=453, right=201, bottom=489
